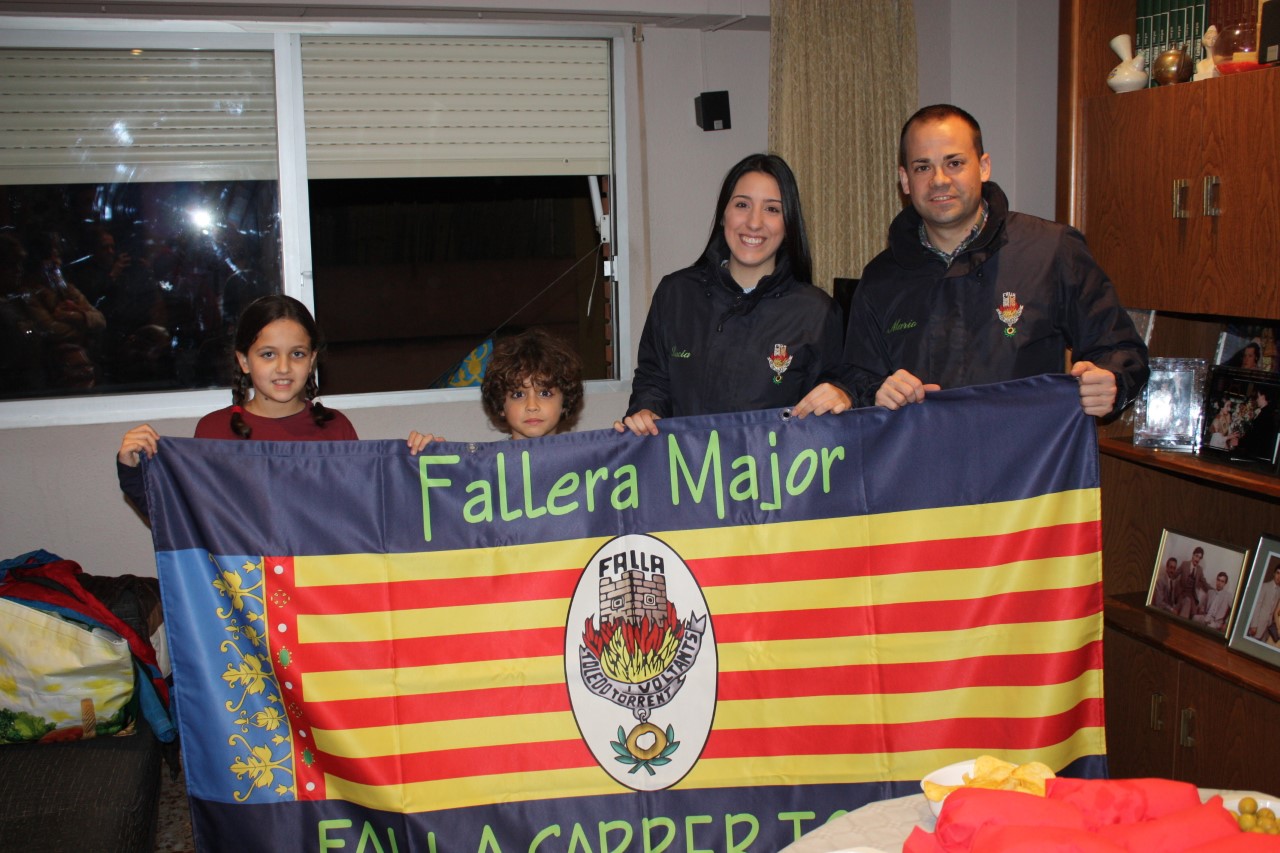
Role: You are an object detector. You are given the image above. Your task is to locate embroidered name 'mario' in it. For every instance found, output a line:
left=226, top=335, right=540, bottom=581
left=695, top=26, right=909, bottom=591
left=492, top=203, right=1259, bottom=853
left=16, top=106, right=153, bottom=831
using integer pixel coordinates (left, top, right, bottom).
left=670, top=347, right=691, bottom=359
left=887, top=319, right=918, bottom=334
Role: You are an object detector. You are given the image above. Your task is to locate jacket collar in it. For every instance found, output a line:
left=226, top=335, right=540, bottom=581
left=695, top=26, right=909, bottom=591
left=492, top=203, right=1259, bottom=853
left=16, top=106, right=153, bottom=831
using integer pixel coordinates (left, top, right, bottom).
left=888, top=181, right=1010, bottom=272
left=702, top=232, right=793, bottom=301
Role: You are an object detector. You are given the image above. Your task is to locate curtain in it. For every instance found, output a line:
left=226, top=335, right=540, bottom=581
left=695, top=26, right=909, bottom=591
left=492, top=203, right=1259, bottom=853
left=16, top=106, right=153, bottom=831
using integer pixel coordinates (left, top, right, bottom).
left=769, top=0, right=918, bottom=294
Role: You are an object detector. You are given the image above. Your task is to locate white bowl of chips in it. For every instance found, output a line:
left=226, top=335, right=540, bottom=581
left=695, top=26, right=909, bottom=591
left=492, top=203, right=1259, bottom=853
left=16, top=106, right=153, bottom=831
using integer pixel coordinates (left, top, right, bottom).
left=920, top=759, right=976, bottom=817
left=920, top=755, right=1055, bottom=818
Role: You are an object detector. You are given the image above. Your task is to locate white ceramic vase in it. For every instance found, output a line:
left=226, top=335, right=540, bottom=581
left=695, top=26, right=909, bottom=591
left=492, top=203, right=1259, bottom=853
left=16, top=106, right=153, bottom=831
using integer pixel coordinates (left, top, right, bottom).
left=1107, top=34, right=1149, bottom=93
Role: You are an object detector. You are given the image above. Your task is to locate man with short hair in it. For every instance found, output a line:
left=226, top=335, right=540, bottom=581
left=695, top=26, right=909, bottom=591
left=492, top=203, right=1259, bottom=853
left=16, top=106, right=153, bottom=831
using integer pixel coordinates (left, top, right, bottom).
left=1193, top=571, right=1233, bottom=632
left=1176, top=547, right=1211, bottom=619
left=793, top=104, right=1148, bottom=419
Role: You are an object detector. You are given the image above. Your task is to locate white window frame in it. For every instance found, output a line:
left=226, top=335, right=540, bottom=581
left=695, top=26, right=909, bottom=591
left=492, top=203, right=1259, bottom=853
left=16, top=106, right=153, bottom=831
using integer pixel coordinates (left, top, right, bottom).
left=0, top=16, right=631, bottom=428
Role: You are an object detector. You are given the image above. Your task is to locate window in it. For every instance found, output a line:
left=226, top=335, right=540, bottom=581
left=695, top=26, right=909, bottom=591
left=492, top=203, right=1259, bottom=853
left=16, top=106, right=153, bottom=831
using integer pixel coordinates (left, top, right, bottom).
left=310, top=175, right=610, bottom=394
left=298, top=36, right=616, bottom=394
left=0, top=46, right=281, bottom=402
left=0, top=24, right=626, bottom=424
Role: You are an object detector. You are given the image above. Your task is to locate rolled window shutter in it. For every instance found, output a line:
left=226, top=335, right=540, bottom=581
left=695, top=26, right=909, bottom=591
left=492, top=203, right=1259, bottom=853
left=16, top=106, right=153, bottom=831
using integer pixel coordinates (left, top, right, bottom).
left=0, top=48, right=278, bottom=186
left=300, top=36, right=611, bottom=179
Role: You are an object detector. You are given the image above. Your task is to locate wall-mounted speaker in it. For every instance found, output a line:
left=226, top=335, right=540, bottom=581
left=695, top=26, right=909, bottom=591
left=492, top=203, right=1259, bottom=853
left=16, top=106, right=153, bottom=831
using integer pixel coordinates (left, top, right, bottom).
left=695, top=90, right=731, bottom=131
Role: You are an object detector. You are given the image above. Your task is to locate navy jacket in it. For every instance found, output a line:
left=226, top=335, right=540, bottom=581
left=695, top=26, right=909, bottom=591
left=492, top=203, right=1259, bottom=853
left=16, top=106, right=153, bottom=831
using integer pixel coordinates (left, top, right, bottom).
left=829, top=182, right=1149, bottom=415
left=627, top=237, right=843, bottom=418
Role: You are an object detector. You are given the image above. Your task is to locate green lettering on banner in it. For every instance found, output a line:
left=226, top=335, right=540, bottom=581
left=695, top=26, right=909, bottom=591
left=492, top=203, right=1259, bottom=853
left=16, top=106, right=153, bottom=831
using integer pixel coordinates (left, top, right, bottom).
left=477, top=823, right=503, bottom=852
left=668, top=432, right=725, bottom=519
left=728, top=453, right=759, bottom=501
left=820, top=446, right=844, bottom=492
left=725, top=812, right=760, bottom=853
left=610, top=465, right=639, bottom=511
left=786, top=448, right=819, bottom=495
left=356, top=821, right=399, bottom=853
left=497, top=452, right=523, bottom=522
left=642, top=816, right=676, bottom=853
left=598, top=818, right=633, bottom=853
left=584, top=466, right=610, bottom=511
left=520, top=452, right=548, bottom=519
left=776, top=811, right=816, bottom=843
left=566, top=821, right=593, bottom=853
left=546, top=472, right=580, bottom=515
left=684, top=814, right=715, bottom=853
left=760, top=432, right=783, bottom=510
left=529, top=824, right=560, bottom=851
left=463, top=479, right=493, bottom=524
left=319, top=818, right=353, bottom=850
left=418, top=455, right=460, bottom=542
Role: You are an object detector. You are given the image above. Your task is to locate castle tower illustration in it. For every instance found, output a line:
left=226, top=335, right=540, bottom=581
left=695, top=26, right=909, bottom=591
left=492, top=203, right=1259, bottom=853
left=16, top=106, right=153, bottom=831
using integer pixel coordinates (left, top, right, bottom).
left=598, top=563, right=668, bottom=627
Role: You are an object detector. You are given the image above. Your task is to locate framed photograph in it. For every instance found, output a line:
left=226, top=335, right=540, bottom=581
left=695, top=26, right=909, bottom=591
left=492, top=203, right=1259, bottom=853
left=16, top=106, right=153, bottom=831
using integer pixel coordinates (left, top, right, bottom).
left=1145, top=529, right=1249, bottom=638
left=1199, top=367, right=1280, bottom=469
left=1214, top=322, right=1280, bottom=375
left=1133, top=357, right=1208, bottom=452
left=1228, top=535, right=1280, bottom=667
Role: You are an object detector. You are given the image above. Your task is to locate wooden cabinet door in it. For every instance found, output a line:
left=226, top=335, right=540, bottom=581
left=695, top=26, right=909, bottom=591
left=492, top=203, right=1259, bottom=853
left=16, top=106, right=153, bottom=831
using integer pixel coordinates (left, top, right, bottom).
left=1103, top=629, right=1177, bottom=778
left=1194, top=69, right=1280, bottom=319
left=1080, top=89, right=1187, bottom=312
left=1174, top=660, right=1280, bottom=791
left=1081, top=68, right=1280, bottom=319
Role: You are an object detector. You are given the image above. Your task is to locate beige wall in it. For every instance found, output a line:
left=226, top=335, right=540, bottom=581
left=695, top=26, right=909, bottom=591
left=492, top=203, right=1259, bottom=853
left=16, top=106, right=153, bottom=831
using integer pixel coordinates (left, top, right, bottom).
left=0, top=1, right=1063, bottom=577
left=913, top=0, right=1059, bottom=219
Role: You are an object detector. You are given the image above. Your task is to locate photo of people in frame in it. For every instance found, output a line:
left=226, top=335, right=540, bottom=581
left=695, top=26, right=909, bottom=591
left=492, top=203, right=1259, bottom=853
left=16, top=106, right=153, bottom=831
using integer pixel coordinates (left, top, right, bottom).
left=1146, top=529, right=1248, bottom=639
left=1215, top=323, right=1280, bottom=375
left=1229, top=537, right=1280, bottom=668
left=1200, top=368, right=1280, bottom=468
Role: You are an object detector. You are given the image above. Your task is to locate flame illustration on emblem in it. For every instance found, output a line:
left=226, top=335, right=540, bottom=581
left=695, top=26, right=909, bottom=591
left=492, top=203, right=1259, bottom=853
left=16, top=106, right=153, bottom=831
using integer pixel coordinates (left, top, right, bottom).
left=578, top=557, right=707, bottom=776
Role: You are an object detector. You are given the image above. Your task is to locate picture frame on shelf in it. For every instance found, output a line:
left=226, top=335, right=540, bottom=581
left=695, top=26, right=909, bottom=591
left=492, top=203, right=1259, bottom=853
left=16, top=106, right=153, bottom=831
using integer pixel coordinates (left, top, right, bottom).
left=1214, top=322, right=1280, bottom=375
left=1132, top=357, right=1208, bottom=452
left=1228, top=535, right=1280, bottom=668
left=1199, top=367, right=1280, bottom=470
left=1126, top=308, right=1156, bottom=346
left=1145, top=529, right=1250, bottom=639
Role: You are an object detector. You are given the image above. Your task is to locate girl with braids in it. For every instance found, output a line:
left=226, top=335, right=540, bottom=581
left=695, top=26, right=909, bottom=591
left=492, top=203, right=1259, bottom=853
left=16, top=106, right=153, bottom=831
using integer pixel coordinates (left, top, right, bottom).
left=117, top=294, right=438, bottom=516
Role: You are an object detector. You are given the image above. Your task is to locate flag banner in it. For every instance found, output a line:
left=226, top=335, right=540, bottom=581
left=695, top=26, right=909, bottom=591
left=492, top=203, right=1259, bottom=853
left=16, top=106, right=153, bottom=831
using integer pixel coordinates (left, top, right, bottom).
left=146, top=374, right=1107, bottom=852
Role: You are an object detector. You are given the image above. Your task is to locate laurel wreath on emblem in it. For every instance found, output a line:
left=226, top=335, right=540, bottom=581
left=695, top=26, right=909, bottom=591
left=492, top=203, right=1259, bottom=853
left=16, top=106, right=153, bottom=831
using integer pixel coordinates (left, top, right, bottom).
left=610, top=723, right=680, bottom=775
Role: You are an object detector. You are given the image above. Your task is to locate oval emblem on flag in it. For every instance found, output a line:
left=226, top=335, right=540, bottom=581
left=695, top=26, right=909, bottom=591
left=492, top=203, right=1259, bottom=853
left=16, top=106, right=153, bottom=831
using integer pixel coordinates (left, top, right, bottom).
left=565, top=533, right=717, bottom=791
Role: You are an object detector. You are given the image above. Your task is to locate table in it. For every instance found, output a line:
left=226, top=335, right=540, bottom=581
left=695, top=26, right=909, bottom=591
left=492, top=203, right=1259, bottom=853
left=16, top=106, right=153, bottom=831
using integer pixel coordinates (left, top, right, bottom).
left=779, top=788, right=1277, bottom=853
left=779, top=794, right=932, bottom=853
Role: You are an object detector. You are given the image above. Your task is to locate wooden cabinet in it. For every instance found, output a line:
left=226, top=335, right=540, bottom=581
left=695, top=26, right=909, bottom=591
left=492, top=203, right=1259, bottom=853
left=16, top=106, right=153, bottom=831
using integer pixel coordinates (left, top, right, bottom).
left=1058, top=0, right=1280, bottom=794
left=1105, top=597, right=1280, bottom=792
left=1102, top=628, right=1177, bottom=779
left=1097, top=439, right=1280, bottom=598
left=1079, top=70, right=1280, bottom=318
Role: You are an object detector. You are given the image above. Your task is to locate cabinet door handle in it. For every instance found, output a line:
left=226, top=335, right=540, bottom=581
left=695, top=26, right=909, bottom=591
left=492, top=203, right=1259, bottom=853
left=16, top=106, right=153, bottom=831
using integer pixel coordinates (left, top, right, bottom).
left=1203, top=175, right=1221, bottom=216
left=1149, top=692, right=1165, bottom=731
left=1172, top=179, right=1190, bottom=219
left=1179, top=707, right=1196, bottom=748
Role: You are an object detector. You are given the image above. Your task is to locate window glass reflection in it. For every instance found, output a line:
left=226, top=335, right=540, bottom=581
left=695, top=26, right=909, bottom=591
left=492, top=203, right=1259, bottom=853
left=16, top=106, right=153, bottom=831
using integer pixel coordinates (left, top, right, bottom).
left=0, top=180, right=280, bottom=399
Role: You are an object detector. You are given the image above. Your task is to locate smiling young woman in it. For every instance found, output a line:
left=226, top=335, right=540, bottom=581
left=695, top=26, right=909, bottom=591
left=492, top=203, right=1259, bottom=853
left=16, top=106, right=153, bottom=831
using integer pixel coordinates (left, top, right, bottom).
left=614, top=153, right=843, bottom=437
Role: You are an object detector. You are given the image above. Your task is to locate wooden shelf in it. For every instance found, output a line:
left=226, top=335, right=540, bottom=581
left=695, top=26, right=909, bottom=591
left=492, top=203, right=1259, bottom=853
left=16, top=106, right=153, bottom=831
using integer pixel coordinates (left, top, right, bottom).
left=1105, top=593, right=1280, bottom=704
left=1098, top=436, right=1280, bottom=500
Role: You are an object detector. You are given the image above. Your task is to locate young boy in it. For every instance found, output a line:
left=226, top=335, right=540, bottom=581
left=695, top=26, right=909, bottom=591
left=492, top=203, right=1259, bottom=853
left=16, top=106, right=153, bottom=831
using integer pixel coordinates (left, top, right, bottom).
left=481, top=329, right=584, bottom=439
